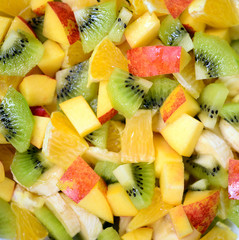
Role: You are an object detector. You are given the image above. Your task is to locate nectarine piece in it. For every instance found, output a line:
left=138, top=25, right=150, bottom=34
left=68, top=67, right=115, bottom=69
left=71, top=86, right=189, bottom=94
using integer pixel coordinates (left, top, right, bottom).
left=31, top=0, right=53, bottom=15
left=30, top=106, right=50, bottom=117
left=228, top=159, right=239, bottom=200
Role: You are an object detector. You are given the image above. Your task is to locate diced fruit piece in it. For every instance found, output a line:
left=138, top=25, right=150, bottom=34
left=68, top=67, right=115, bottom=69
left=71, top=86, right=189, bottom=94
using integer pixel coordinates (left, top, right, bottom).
left=0, top=0, right=30, bottom=17
left=31, top=0, right=53, bottom=15
left=97, top=80, right=118, bottom=124
left=43, top=1, right=79, bottom=45
left=113, top=162, right=155, bottom=210
left=108, top=69, right=152, bottom=119
left=0, top=198, right=17, bottom=240
left=159, top=15, right=193, bottom=52
left=98, top=227, right=121, bottom=240
left=184, top=154, right=228, bottom=188
left=183, top=190, right=220, bottom=234
left=122, top=227, right=153, bottom=240
left=160, top=85, right=200, bottom=123
left=205, top=28, right=230, bottom=42
left=188, top=179, right=209, bottom=191
left=121, top=110, right=155, bottom=163
left=218, top=75, right=239, bottom=98
left=198, top=83, right=228, bottom=129
left=0, top=87, right=34, bottom=153
left=143, top=0, right=169, bottom=16
left=19, top=74, right=56, bottom=106
left=161, top=113, right=203, bottom=156
left=11, top=202, right=48, bottom=240
left=0, top=30, right=44, bottom=76
left=34, top=205, right=72, bottom=240
left=228, top=159, right=239, bottom=200
left=0, top=177, right=15, bottom=202
left=160, top=162, right=184, bottom=205
left=0, top=161, right=4, bottom=182
left=38, top=40, right=65, bottom=77
left=119, top=216, right=132, bottom=236
left=164, top=0, right=193, bottom=18
left=58, top=156, right=100, bottom=203
left=153, top=134, right=182, bottom=178
left=28, top=16, right=47, bottom=43
left=125, top=12, right=160, bottom=48
left=127, top=188, right=173, bottom=231
left=0, top=16, right=13, bottom=43
left=88, top=37, right=128, bottom=84
left=42, top=111, right=89, bottom=170
left=194, top=32, right=239, bottom=80
left=30, top=106, right=50, bottom=118
left=127, top=45, right=182, bottom=77
left=60, top=96, right=101, bottom=137
left=107, top=183, right=138, bottom=216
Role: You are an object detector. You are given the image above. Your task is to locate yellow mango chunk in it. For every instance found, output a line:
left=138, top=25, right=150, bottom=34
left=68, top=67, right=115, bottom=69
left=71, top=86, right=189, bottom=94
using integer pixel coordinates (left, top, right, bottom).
left=160, top=162, right=184, bottom=205
left=205, top=28, right=230, bottom=42
left=0, top=177, right=15, bottom=202
left=0, top=16, right=12, bottom=43
left=0, top=161, right=5, bottom=182
left=125, top=12, right=160, bottom=48
left=107, top=183, right=138, bottom=217
left=183, top=190, right=218, bottom=205
left=38, top=40, right=65, bottom=77
left=122, top=228, right=153, bottom=240
left=60, top=96, right=101, bottom=137
left=161, top=113, right=204, bottom=156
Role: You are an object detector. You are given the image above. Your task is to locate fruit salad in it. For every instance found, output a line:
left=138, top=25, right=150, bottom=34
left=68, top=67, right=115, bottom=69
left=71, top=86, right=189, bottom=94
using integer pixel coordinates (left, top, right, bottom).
left=0, top=0, right=239, bottom=239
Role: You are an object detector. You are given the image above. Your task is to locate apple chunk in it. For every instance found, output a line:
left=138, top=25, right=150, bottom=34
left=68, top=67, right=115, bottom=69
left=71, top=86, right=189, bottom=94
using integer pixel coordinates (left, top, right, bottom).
left=127, top=45, right=182, bottom=77
left=228, top=159, right=239, bottom=200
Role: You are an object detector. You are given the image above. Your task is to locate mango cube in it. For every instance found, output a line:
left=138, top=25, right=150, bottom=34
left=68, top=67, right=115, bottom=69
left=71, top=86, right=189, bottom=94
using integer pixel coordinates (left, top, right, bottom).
left=31, top=0, right=53, bottom=15
left=38, top=40, right=65, bottom=77
left=125, top=12, right=160, bottom=48
left=0, top=177, right=15, bottom=202
left=161, top=113, right=204, bottom=156
left=0, top=16, right=12, bottom=42
left=60, top=96, right=101, bottom=137
left=122, top=228, right=153, bottom=240
left=160, top=162, right=184, bottom=205
left=0, top=161, right=5, bottom=182
left=19, top=74, right=56, bottom=106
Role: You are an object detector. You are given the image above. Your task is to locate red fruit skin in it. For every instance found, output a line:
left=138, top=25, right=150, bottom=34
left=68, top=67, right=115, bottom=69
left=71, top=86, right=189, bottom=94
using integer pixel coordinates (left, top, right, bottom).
left=127, top=46, right=181, bottom=77
left=58, top=156, right=100, bottom=203
left=30, top=106, right=50, bottom=117
left=164, top=0, right=194, bottom=18
left=98, top=109, right=118, bottom=125
left=183, top=191, right=220, bottom=234
left=18, top=16, right=37, bottom=38
left=228, top=159, right=239, bottom=200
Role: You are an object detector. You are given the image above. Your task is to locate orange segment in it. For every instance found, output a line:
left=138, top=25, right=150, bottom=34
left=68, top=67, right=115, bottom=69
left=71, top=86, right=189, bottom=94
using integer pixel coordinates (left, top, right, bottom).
left=11, top=203, right=48, bottom=240
left=88, top=37, right=128, bottom=85
left=0, top=0, right=30, bottom=16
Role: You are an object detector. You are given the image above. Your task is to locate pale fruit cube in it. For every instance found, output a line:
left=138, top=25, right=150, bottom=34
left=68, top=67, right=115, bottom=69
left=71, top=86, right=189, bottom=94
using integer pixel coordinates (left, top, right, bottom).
left=169, top=205, right=193, bottom=239
left=160, top=162, right=184, bottom=205
left=19, top=74, right=56, bottom=106
left=161, top=113, right=204, bottom=156
left=0, top=161, right=5, bottom=182
left=107, top=183, right=138, bottom=217
left=0, top=16, right=12, bottom=42
left=0, top=177, right=15, bottom=202
left=205, top=28, right=230, bottom=42
left=31, top=116, right=50, bottom=149
left=153, top=134, right=182, bottom=178
left=122, top=228, right=153, bottom=240
left=31, top=0, right=53, bottom=15
left=125, top=12, right=160, bottom=48
left=38, top=40, right=65, bottom=77
left=60, top=96, right=101, bottom=137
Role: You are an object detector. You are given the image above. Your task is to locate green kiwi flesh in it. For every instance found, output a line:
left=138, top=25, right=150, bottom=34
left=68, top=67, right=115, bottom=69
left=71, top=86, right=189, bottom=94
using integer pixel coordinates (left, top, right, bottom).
left=113, top=163, right=155, bottom=210
left=108, top=7, right=133, bottom=43
left=198, top=83, right=229, bottom=129
left=28, top=16, right=47, bottom=43
left=141, top=77, right=178, bottom=109
left=0, top=87, right=34, bottom=153
left=34, top=205, right=72, bottom=240
left=0, top=198, right=17, bottom=240
left=227, top=201, right=239, bottom=228
left=56, top=60, right=98, bottom=106
left=184, top=154, right=228, bottom=188
left=107, top=68, right=153, bottom=118
left=219, top=102, right=239, bottom=128
left=188, top=179, right=209, bottom=191
left=0, top=30, right=44, bottom=76
left=11, top=145, right=50, bottom=188
left=193, top=32, right=239, bottom=80
left=89, top=97, right=98, bottom=114
left=74, top=0, right=117, bottom=53
left=231, top=40, right=239, bottom=55
left=85, top=122, right=109, bottom=149
left=94, top=161, right=120, bottom=184
left=159, top=15, right=193, bottom=52
left=98, top=227, right=121, bottom=240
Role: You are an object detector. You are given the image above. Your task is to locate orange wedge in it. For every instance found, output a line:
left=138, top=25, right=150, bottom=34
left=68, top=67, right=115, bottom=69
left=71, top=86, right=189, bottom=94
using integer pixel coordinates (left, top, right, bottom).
left=0, top=0, right=30, bottom=16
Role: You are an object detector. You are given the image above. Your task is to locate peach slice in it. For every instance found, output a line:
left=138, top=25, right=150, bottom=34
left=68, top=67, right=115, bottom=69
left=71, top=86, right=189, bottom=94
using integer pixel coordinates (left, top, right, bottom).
left=30, top=106, right=50, bottom=118
left=164, top=0, right=193, bottom=18
left=31, top=0, right=53, bottom=15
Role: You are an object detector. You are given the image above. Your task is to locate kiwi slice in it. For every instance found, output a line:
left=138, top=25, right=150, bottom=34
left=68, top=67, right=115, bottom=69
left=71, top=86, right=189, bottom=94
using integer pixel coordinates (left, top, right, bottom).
left=188, top=179, right=209, bottom=191
left=0, top=87, right=34, bottom=153
left=219, top=102, right=239, bottom=128
left=113, top=163, right=155, bottom=210
left=94, top=161, right=120, bottom=184
left=140, top=77, right=178, bottom=109
left=184, top=154, right=228, bottom=188
left=159, top=15, right=193, bottom=52
left=193, top=32, right=239, bottom=80
left=198, top=83, right=229, bottom=129
left=28, top=16, right=47, bottom=43
left=98, top=227, right=121, bottom=240
left=11, top=145, right=50, bottom=188
left=0, top=198, right=17, bottom=240
left=74, top=0, right=117, bottom=53
left=107, top=68, right=152, bottom=118
left=227, top=200, right=239, bottom=228
left=56, top=60, right=98, bottom=106
left=0, top=30, right=44, bottom=76
left=89, top=97, right=98, bottom=114
left=34, top=205, right=72, bottom=240
left=85, top=122, right=109, bottom=149
left=108, top=7, right=133, bottom=44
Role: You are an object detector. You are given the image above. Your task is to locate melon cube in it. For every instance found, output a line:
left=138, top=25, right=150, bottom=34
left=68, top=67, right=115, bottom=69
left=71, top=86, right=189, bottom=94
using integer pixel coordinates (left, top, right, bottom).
left=0, top=16, right=12, bottom=42
left=0, top=161, right=5, bottom=183
left=0, top=177, right=15, bottom=202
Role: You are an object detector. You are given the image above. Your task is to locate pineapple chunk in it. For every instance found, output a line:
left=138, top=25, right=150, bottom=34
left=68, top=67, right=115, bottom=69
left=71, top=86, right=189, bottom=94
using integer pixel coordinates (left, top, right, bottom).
left=0, top=161, right=5, bottom=182
left=161, top=113, right=204, bottom=156
left=205, top=28, right=230, bottom=42
left=0, top=177, right=15, bottom=202
left=0, top=16, right=12, bottom=43
left=122, top=227, right=153, bottom=240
